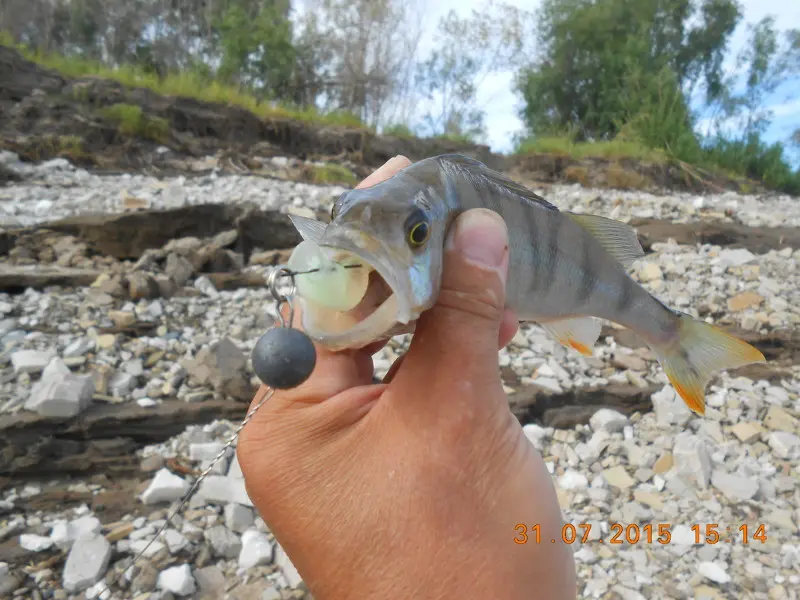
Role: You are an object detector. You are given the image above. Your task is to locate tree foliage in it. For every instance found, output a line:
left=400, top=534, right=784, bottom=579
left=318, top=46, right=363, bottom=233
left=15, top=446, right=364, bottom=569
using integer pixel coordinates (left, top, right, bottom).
left=514, top=0, right=800, bottom=193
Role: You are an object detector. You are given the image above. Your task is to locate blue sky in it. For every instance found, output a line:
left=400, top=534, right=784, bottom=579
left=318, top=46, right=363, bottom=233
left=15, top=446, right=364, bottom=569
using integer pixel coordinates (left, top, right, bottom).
left=422, top=0, right=800, bottom=164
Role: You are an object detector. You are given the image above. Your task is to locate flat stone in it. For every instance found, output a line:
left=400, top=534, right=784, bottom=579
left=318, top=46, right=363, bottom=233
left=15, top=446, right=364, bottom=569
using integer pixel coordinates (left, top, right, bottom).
left=768, top=432, right=800, bottom=459
left=764, top=406, right=798, bottom=433
left=711, top=470, right=759, bottom=501
left=652, top=452, right=673, bottom=474
left=62, top=533, right=111, bottom=592
left=19, top=533, right=54, bottom=552
left=719, top=248, right=755, bottom=267
left=697, top=561, right=731, bottom=584
left=633, top=490, right=664, bottom=510
left=11, top=349, right=57, bottom=374
left=673, top=433, right=711, bottom=488
left=141, top=468, right=190, bottom=505
left=727, top=291, right=764, bottom=312
left=765, top=509, right=796, bottom=531
left=589, top=408, right=630, bottom=433
left=602, top=466, right=635, bottom=490
left=730, top=421, right=763, bottom=443
left=612, top=353, right=647, bottom=371
left=105, top=524, right=135, bottom=543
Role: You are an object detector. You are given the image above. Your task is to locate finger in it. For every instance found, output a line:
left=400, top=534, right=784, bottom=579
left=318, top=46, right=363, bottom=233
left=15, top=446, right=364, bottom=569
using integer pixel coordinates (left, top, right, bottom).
left=398, top=208, right=509, bottom=390
left=498, top=308, right=519, bottom=349
left=356, top=155, right=411, bottom=189
left=384, top=308, right=517, bottom=386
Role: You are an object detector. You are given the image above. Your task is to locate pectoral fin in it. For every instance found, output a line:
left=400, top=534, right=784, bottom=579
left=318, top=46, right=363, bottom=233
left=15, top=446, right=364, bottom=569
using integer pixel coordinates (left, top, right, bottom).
left=540, top=316, right=603, bottom=356
left=565, top=212, right=645, bottom=269
left=289, top=214, right=327, bottom=244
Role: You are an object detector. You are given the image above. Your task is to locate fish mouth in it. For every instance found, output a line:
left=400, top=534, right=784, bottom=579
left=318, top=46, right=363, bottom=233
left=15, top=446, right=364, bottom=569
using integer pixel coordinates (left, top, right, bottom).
left=294, top=243, right=417, bottom=351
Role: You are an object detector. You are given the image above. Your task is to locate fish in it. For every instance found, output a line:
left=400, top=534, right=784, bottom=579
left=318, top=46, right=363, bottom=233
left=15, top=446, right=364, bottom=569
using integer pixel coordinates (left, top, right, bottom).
left=287, top=153, right=765, bottom=415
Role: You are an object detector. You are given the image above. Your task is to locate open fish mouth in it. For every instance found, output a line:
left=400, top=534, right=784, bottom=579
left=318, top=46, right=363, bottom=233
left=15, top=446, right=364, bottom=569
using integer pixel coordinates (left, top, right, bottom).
left=289, top=244, right=415, bottom=351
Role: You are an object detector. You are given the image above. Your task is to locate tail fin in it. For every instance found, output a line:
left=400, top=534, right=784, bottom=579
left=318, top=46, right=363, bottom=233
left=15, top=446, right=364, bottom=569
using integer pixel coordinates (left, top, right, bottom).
left=653, top=314, right=765, bottom=415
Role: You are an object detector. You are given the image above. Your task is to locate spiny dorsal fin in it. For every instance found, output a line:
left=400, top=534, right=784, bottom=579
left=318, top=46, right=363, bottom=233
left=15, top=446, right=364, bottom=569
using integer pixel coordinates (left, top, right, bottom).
left=437, top=154, right=560, bottom=212
left=565, top=212, right=645, bottom=269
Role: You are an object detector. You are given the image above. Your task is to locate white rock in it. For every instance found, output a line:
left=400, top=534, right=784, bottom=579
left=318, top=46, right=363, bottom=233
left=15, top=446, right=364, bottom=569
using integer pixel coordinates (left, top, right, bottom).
left=24, top=373, right=94, bottom=418
left=63, top=338, right=94, bottom=357
left=697, top=561, right=731, bottom=584
left=197, top=474, right=232, bottom=505
left=163, top=529, right=188, bottom=554
left=157, top=564, right=196, bottom=596
left=19, top=533, right=54, bottom=552
left=711, top=470, right=759, bottom=501
left=522, top=424, right=547, bottom=449
left=205, top=525, right=241, bottom=558
left=558, top=470, right=589, bottom=490
left=189, top=442, right=226, bottom=462
left=719, top=248, right=755, bottom=267
left=11, top=349, right=57, bottom=373
left=141, top=468, right=190, bottom=505
left=225, top=503, right=254, bottom=533
left=652, top=385, right=692, bottom=426
left=589, top=408, right=630, bottom=433
left=276, top=545, right=303, bottom=588
left=529, top=377, right=563, bottom=394
left=238, top=529, right=274, bottom=569
left=62, top=533, right=112, bottom=592
left=768, top=432, right=800, bottom=459
left=672, top=433, right=711, bottom=488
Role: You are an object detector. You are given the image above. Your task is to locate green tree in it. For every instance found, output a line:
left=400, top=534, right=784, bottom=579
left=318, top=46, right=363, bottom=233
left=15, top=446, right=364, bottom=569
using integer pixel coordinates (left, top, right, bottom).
left=214, top=0, right=296, bottom=100
left=516, top=0, right=741, bottom=139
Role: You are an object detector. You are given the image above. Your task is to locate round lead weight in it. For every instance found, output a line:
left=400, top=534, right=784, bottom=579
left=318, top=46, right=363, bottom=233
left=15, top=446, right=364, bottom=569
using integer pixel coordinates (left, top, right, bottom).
left=252, top=327, right=317, bottom=389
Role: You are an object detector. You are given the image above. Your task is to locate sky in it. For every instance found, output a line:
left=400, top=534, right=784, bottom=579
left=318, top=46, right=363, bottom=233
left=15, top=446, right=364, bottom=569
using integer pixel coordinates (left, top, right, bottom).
left=420, top=0, right=800, bottom=163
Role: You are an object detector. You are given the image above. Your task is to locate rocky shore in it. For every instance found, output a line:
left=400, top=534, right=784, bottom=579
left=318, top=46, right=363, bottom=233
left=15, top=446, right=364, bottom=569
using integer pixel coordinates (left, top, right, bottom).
left=0, top=151, right=797, bottom=600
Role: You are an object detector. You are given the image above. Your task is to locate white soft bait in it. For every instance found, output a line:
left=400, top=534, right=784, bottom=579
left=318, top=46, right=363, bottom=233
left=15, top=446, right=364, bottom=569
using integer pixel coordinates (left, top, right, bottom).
left=287, top=240, right=370, bottom=311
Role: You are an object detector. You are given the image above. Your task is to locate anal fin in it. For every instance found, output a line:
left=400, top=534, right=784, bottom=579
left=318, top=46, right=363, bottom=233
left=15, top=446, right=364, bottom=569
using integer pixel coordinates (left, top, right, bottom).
left=540, top=317, right=602, bottom=356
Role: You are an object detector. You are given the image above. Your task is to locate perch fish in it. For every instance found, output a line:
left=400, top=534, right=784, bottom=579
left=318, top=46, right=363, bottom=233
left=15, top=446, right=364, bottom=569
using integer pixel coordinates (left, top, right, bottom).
left=286, top=154, right=765, bottom=415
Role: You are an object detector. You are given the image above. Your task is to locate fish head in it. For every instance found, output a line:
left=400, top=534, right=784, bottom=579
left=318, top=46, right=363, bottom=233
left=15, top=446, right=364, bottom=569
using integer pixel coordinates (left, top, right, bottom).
left=288, top=169, right=448, bottom=350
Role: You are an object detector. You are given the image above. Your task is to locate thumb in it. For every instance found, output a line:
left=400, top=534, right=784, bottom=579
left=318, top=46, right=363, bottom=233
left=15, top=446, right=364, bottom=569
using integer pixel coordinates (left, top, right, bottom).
left=402, top=208, right=510, bottom=382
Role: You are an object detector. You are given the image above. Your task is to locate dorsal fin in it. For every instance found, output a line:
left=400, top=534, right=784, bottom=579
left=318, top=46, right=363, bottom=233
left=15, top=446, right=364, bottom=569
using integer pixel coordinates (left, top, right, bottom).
left=565, top=212, right=645, bottom=269
left=437, top=154, right=559, bottom=212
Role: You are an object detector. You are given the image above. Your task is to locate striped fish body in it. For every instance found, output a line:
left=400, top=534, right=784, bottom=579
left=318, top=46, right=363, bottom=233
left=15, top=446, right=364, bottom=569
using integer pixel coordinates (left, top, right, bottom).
left=435, top=156, right=676, bottom=348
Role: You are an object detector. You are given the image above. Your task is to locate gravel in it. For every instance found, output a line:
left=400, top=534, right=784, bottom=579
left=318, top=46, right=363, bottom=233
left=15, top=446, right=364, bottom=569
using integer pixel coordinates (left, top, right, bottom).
left=1, top=151, right=798, bottom=599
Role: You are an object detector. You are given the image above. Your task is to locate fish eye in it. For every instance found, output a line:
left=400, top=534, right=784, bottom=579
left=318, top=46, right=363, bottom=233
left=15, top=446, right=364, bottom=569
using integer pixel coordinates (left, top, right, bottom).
left=405, top=208, right=431, bottom=247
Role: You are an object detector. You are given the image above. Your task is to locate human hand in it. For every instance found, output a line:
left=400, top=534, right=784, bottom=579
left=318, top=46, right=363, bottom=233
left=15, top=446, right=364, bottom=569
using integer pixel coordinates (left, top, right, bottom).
left=237, top=156, right=577, bottom=599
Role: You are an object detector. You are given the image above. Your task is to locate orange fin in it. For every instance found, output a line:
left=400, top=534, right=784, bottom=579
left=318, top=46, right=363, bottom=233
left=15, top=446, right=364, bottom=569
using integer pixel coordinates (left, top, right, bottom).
left=540, top=317, right=602, bottom=357
left=655, top=315, right=765, bottom=415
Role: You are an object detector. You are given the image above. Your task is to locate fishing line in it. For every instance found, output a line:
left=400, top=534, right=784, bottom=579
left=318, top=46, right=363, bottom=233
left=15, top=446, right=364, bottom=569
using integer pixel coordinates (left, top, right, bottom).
left=130, top=264, right=318, bottom=569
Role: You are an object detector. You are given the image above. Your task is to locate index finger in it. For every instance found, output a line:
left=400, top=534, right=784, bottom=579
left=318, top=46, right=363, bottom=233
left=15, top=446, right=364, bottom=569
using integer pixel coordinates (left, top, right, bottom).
left=248, top=156, right=412, bottom=410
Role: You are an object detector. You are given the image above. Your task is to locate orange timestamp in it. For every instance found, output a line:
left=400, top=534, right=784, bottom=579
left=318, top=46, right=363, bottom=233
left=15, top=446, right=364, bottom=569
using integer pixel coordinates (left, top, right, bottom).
left=514, top=523, right=768, bottom=545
